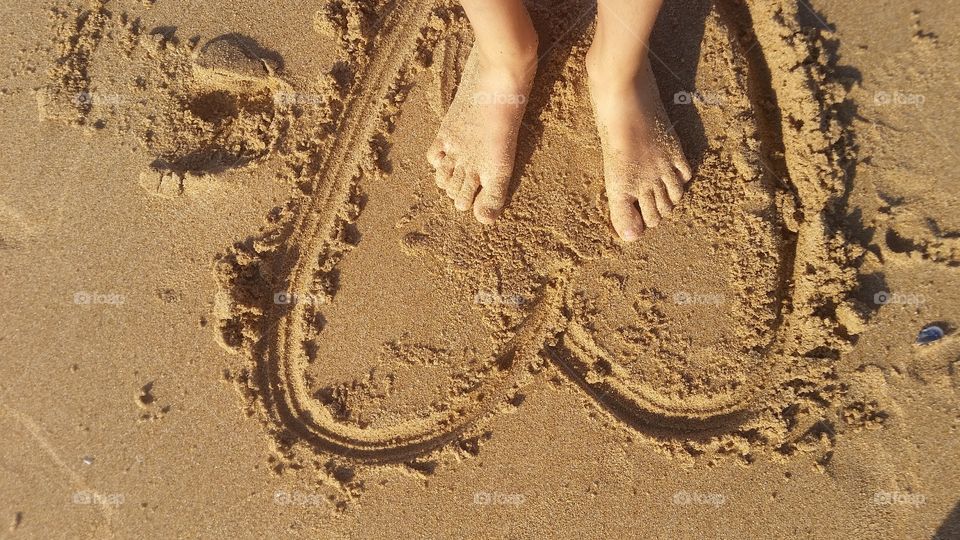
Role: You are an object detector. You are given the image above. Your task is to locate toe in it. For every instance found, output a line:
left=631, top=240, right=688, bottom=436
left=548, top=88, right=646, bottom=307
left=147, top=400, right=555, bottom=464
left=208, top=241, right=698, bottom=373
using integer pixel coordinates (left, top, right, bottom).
left=445, top=165, right=466, bottom=198
left=653, top=181, right=674, bottom=216
left=455, top=173, right=481, bottom=211
left=435, top=156, right=455, bottom=189
left=637, top=189, right=661, bottom=228
left=663, top=173, right=685, bottom=204
left=674, top=156, right=693, bottom=183
left=427, top=137, right=445, bottom=168
left=609, top=194, right=644, bottom=242
left=473, top=174, right=509, bottom=224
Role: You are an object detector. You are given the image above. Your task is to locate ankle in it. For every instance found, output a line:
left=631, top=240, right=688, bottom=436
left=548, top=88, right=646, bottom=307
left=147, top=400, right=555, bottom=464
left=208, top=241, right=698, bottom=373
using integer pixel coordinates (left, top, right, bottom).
left=585, top=44, right=648, bottom=94
left=475, top=34, right=539, bottom=84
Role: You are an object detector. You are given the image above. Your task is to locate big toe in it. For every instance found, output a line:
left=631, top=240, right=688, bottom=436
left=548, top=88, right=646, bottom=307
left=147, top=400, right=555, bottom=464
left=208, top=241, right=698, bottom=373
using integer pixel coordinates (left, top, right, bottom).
left=473, top=175, right=509, bottom=224
left=609, top=194, right=644, bottom=242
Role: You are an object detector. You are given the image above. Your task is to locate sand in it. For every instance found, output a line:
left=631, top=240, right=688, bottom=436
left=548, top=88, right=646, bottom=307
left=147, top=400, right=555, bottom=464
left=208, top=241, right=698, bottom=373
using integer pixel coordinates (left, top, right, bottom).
left=1, top=0, right=958, bottom=537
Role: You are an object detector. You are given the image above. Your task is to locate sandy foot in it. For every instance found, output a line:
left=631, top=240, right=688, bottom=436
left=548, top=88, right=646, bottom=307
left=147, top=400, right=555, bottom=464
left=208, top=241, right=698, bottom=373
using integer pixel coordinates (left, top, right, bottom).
left=588, top=58, right=693, bottom=242
left=426, top=47, right=535, bottom=224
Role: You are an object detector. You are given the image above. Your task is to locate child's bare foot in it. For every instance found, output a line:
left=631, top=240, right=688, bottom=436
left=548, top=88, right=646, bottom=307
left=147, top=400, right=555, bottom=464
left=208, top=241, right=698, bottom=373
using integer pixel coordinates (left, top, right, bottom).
left=426, top=44, right=536, bottom=224
left=587, top=54, right=693, bottom=242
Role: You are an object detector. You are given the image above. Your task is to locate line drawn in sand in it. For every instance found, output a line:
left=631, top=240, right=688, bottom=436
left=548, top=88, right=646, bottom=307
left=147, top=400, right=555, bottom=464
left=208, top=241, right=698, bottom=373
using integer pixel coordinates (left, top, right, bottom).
left=212, top=0, right=873, bottom=474
left=37, top=0, right=875, bottom=477
left=215, top=0, right=557, bottom=465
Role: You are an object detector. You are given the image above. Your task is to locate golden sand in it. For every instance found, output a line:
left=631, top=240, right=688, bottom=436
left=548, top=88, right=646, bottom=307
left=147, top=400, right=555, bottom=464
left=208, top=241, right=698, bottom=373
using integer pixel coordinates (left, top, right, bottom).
left=1, top=0, right=957, bottom=537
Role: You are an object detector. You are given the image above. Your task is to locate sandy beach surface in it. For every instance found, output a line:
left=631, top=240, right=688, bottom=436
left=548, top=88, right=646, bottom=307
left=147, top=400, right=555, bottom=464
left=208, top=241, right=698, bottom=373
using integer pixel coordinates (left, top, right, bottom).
left=1, top=0, right=958, bottom=538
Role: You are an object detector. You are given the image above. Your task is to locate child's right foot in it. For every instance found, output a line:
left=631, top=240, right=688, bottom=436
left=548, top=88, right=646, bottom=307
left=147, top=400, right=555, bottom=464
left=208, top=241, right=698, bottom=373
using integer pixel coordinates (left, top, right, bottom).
left=426, top=45, right=536, bottom=224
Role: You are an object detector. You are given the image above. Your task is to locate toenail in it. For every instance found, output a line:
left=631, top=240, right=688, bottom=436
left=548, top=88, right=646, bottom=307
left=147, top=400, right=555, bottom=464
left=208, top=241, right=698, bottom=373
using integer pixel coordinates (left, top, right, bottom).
left=476, top=211, right=499, bottom=225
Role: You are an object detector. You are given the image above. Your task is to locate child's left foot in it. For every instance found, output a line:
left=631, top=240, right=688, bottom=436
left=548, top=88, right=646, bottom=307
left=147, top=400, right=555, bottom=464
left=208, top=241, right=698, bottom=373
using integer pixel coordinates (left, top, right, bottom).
left=587, top=55, right=692, bottom=242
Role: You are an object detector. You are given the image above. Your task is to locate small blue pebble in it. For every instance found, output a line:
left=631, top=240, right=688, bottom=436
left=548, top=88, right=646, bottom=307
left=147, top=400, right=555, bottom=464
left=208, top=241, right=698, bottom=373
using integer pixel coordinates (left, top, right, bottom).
left=916, top=325, right=945, bottom=345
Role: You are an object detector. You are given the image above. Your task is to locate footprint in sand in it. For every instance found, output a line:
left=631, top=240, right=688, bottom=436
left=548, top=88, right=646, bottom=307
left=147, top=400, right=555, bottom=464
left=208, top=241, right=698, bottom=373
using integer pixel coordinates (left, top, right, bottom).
left=137, top=36, right=293, bottom=197
left=39, top=9, right=293, bottom=193
left=154, top=34, right=292, bottom=175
